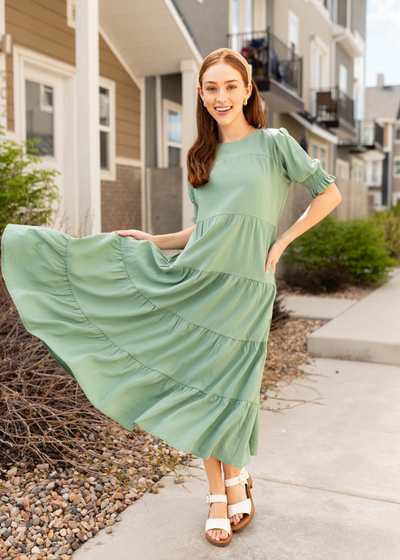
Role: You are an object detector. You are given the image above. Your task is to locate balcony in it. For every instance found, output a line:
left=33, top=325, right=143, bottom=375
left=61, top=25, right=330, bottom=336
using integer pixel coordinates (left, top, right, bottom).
left=311, top=86, right=355, bottom=139
left=227, top=27, right=304, bottom=113
left=338, top=120, right=385, bottom=155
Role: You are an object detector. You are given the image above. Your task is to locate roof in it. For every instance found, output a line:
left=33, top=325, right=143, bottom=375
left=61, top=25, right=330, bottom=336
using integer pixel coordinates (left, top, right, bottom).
left=365, top=84, right=400, bottom=120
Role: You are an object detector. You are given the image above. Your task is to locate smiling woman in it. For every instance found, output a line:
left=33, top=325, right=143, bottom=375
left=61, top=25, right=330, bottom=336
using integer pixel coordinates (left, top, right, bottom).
left=0, top=46, right=341, bottom=550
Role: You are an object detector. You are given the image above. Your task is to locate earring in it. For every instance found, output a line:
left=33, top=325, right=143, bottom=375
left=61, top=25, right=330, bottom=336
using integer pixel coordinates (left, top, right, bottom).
left=203, top=101, right=206, bottom=106
left=243, top=98, right=248, bottom=106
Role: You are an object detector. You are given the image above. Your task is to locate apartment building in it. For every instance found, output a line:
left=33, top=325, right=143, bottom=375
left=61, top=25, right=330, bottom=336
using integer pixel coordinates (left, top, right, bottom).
left=365, top=74, right=400, bottom=207
left=0, top=0, right=378, bottom=238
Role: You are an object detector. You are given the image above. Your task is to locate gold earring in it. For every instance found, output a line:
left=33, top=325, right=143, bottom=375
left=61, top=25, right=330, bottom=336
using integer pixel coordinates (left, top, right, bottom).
left=203, top=101, right=206, bottom=106
left=243, top=98, right=248, bottom=106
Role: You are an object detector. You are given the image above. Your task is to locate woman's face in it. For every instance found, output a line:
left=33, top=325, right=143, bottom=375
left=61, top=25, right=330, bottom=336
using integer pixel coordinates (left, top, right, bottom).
left=198, top=62, right=251, bottom=124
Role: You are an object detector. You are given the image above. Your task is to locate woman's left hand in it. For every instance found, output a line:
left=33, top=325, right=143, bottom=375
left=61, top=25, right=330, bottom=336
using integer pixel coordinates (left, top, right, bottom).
left=265, top=239, right=287, bottom=275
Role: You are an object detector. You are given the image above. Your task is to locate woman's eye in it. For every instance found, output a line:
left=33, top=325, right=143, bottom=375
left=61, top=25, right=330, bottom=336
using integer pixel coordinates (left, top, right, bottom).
left=207, top=86, right=236, bottom=91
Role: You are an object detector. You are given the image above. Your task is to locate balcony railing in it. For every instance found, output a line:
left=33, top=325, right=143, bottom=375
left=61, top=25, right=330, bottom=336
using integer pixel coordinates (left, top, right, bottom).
left=227, top=27, right=303, bottom=98
left=338, top=120, right=384, bottom=149
left=358, top=120, right=383, bottom=147
left=311, top=86, right=354, bottom=129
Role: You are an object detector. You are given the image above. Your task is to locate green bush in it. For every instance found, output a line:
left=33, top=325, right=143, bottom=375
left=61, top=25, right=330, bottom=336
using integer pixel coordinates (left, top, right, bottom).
left=283, top=215, right=398, bottom=293
left=0, top=125, right=60, bottom=239
left=371, top=207, right=400, bottom=259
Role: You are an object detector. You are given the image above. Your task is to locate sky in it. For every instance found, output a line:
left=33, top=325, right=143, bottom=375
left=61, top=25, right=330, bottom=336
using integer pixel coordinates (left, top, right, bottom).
left=365, top=0, right=400, bottom=87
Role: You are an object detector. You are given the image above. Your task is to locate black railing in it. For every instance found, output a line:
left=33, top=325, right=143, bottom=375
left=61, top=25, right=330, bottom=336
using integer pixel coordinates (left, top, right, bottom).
left=227, top=27, right=303, bottom=98
left=311, top=86, right=354, bottom=129
left=338, top=120, right=384, bottom=148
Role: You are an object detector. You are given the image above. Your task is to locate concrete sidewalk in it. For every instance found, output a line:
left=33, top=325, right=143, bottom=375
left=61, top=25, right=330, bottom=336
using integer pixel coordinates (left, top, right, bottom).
left=74, top=358, right=400, bottom=560
left=306, top=268, right=400, bottom=366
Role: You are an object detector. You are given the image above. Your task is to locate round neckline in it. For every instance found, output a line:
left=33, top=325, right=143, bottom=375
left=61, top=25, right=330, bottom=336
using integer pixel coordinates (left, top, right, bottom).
left=218, top=128, right=262, bottom=147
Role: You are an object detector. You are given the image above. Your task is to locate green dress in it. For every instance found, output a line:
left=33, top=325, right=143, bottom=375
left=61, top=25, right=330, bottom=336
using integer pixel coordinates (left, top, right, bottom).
left=1, top=127, right=336, bottom=468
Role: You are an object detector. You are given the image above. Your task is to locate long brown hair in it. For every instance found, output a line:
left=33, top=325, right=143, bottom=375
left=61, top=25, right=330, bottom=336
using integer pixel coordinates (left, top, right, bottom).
left=187, top=49, right=268, bottom=189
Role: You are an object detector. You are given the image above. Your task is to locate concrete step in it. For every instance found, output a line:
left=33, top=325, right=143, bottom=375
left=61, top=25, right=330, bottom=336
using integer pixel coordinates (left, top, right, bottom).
left=307, top=268, right=400, bottom=365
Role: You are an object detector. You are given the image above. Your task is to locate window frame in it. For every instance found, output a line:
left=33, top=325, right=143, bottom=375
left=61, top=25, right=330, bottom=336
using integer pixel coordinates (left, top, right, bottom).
left=99, top=76, right=116, bottom=182
left=394, top=124, right=400, bottom=144
left=162, top=98, right=183, bottom=168
left=66, top=0, right=76, bottom=29
left=394, top=156, right=400, bottom=178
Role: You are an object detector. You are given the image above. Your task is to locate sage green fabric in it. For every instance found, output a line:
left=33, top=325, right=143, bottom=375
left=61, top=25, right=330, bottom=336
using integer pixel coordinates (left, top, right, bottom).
left=1, top=127, right=336, bottom=468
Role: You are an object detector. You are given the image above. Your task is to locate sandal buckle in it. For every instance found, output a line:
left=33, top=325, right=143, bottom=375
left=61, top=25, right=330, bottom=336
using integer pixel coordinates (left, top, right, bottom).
left=206, top=491, right=211, bottom=505
left=238, top=470, right=248, bottom=485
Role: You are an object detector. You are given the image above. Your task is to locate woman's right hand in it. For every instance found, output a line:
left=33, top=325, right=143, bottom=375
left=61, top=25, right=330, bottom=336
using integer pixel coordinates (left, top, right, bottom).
left=112, top=229, right=154, bottom=242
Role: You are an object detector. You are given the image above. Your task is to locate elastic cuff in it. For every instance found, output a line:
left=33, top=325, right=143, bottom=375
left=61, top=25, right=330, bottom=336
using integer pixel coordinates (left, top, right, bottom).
left=303, top=166, right=337, bottom=198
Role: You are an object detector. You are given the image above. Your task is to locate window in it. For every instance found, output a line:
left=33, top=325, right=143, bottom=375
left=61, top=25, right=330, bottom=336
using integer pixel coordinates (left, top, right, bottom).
left=163, top=99, right=182, bottom=167
left=394, top=157, right=400, bottom=178
left=25, top=80, right=54, bottom=156
left=99, top=77, right=116, bottom=180
left=288, top=11, right=299, bottom=54
left=336, top=159, right=350, bottom=180
left=245, top=0, right=253, bottom=33
left=231, top=0, right=239, bottom=52
left=395, top=125, right=400, bottom=143
left=351, top=158, right=364, bottom=183
left=310, top=142, right=328, bottom=172
left=339, top=64, right=348, bottom=93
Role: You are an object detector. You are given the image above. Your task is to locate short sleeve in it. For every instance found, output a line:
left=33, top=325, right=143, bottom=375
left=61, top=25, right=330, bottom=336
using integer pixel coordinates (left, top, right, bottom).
left=273, top=127, right=336, bottom=198
left=187, top=181, right=198, bottom=224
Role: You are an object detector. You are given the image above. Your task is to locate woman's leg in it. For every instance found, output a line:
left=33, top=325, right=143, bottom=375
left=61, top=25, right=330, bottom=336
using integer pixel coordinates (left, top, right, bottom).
left=203, top=456, right=229, bottom=542
left=221, top=463, right=248, bottom=525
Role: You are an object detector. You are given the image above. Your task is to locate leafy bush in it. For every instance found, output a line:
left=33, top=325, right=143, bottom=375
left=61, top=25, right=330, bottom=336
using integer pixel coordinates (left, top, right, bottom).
left=371, top=207, right=400, bottom=259
left=283, top=215, right=398, bottom=293
left=0, top=125, right=60, bottom=239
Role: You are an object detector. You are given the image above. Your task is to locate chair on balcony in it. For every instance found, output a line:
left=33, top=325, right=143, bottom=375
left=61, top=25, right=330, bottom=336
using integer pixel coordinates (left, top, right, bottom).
left=316, top=91, right=337, bottom=113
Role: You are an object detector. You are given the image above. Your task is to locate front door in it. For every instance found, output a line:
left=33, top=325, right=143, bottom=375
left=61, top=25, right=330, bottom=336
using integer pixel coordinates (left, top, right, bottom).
left=22, top=65, right=66, bottom=231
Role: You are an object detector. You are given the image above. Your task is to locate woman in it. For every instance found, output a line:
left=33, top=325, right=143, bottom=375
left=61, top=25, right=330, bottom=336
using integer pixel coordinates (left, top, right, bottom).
left=1, top=47, right=341, bottom=547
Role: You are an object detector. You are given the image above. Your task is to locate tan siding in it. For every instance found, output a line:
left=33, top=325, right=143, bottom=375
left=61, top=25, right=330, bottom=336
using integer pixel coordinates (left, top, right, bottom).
left=5, top=0, right=140, bottom=159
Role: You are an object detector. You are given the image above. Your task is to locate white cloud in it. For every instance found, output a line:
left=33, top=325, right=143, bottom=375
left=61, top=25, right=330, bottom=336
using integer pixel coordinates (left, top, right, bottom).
left=367, top=0, right=400, bottom=29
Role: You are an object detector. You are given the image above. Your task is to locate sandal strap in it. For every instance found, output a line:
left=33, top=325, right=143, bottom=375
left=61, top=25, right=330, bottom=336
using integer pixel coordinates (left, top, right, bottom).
left=205, top=518, right=231, bottom=535
left=224, top=467, right=249, bottom=487
left=206, top=492, right=227, bottom=505
left=227, top=498, right=252, bottom=518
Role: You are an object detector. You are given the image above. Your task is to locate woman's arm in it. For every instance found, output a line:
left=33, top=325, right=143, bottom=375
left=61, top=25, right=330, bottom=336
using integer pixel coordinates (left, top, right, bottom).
left=112, top=224, right=196, bottom=250
left=265, top=182, right=342, bottom=274
left=153, top=224, right=196, bottom=250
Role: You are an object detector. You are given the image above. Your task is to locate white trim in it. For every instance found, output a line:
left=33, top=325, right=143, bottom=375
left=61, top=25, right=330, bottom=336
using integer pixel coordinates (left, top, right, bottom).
left=309, top=0, right=333, bottom=25
left=12, top=44, right=78, bottom=233
left=156, top=75, right=163, bottom=168
left=0, top=0, right=7, bottom=131
left=162, top=98, right=183, bottom=167
left=67, top=0, right=76, bottom=29
left=393, top=156, right=400, bottom=178
left=289, top=111, right=338, bottom=144
left=99, top=75, right=116, bottom=182
left=98, top=24, right=142, bottom=91
left=115, top=156, right=142, bottom=167
left=164, top=0, right=203, bottom=66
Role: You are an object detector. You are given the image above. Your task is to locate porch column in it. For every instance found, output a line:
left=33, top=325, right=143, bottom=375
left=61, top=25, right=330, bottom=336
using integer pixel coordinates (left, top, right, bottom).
left=0, top=0, right=6, bottom=132
left=76, top=0, right=101, bottom=235
left=180, top=59, right=199, bottom=229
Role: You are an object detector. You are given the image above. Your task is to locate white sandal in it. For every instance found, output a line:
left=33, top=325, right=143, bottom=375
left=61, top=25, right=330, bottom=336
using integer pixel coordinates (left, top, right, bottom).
left=204, top=492, right=232, bottom=547
left=224, top=467, right=255, bottom=532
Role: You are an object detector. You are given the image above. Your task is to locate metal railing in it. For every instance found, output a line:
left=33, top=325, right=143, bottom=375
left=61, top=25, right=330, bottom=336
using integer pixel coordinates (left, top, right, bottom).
left=338, top=120, right=384, bottom=148
left=310, top=86, right=354, bottom=129
left=227, top=27, right=303, bottom=98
